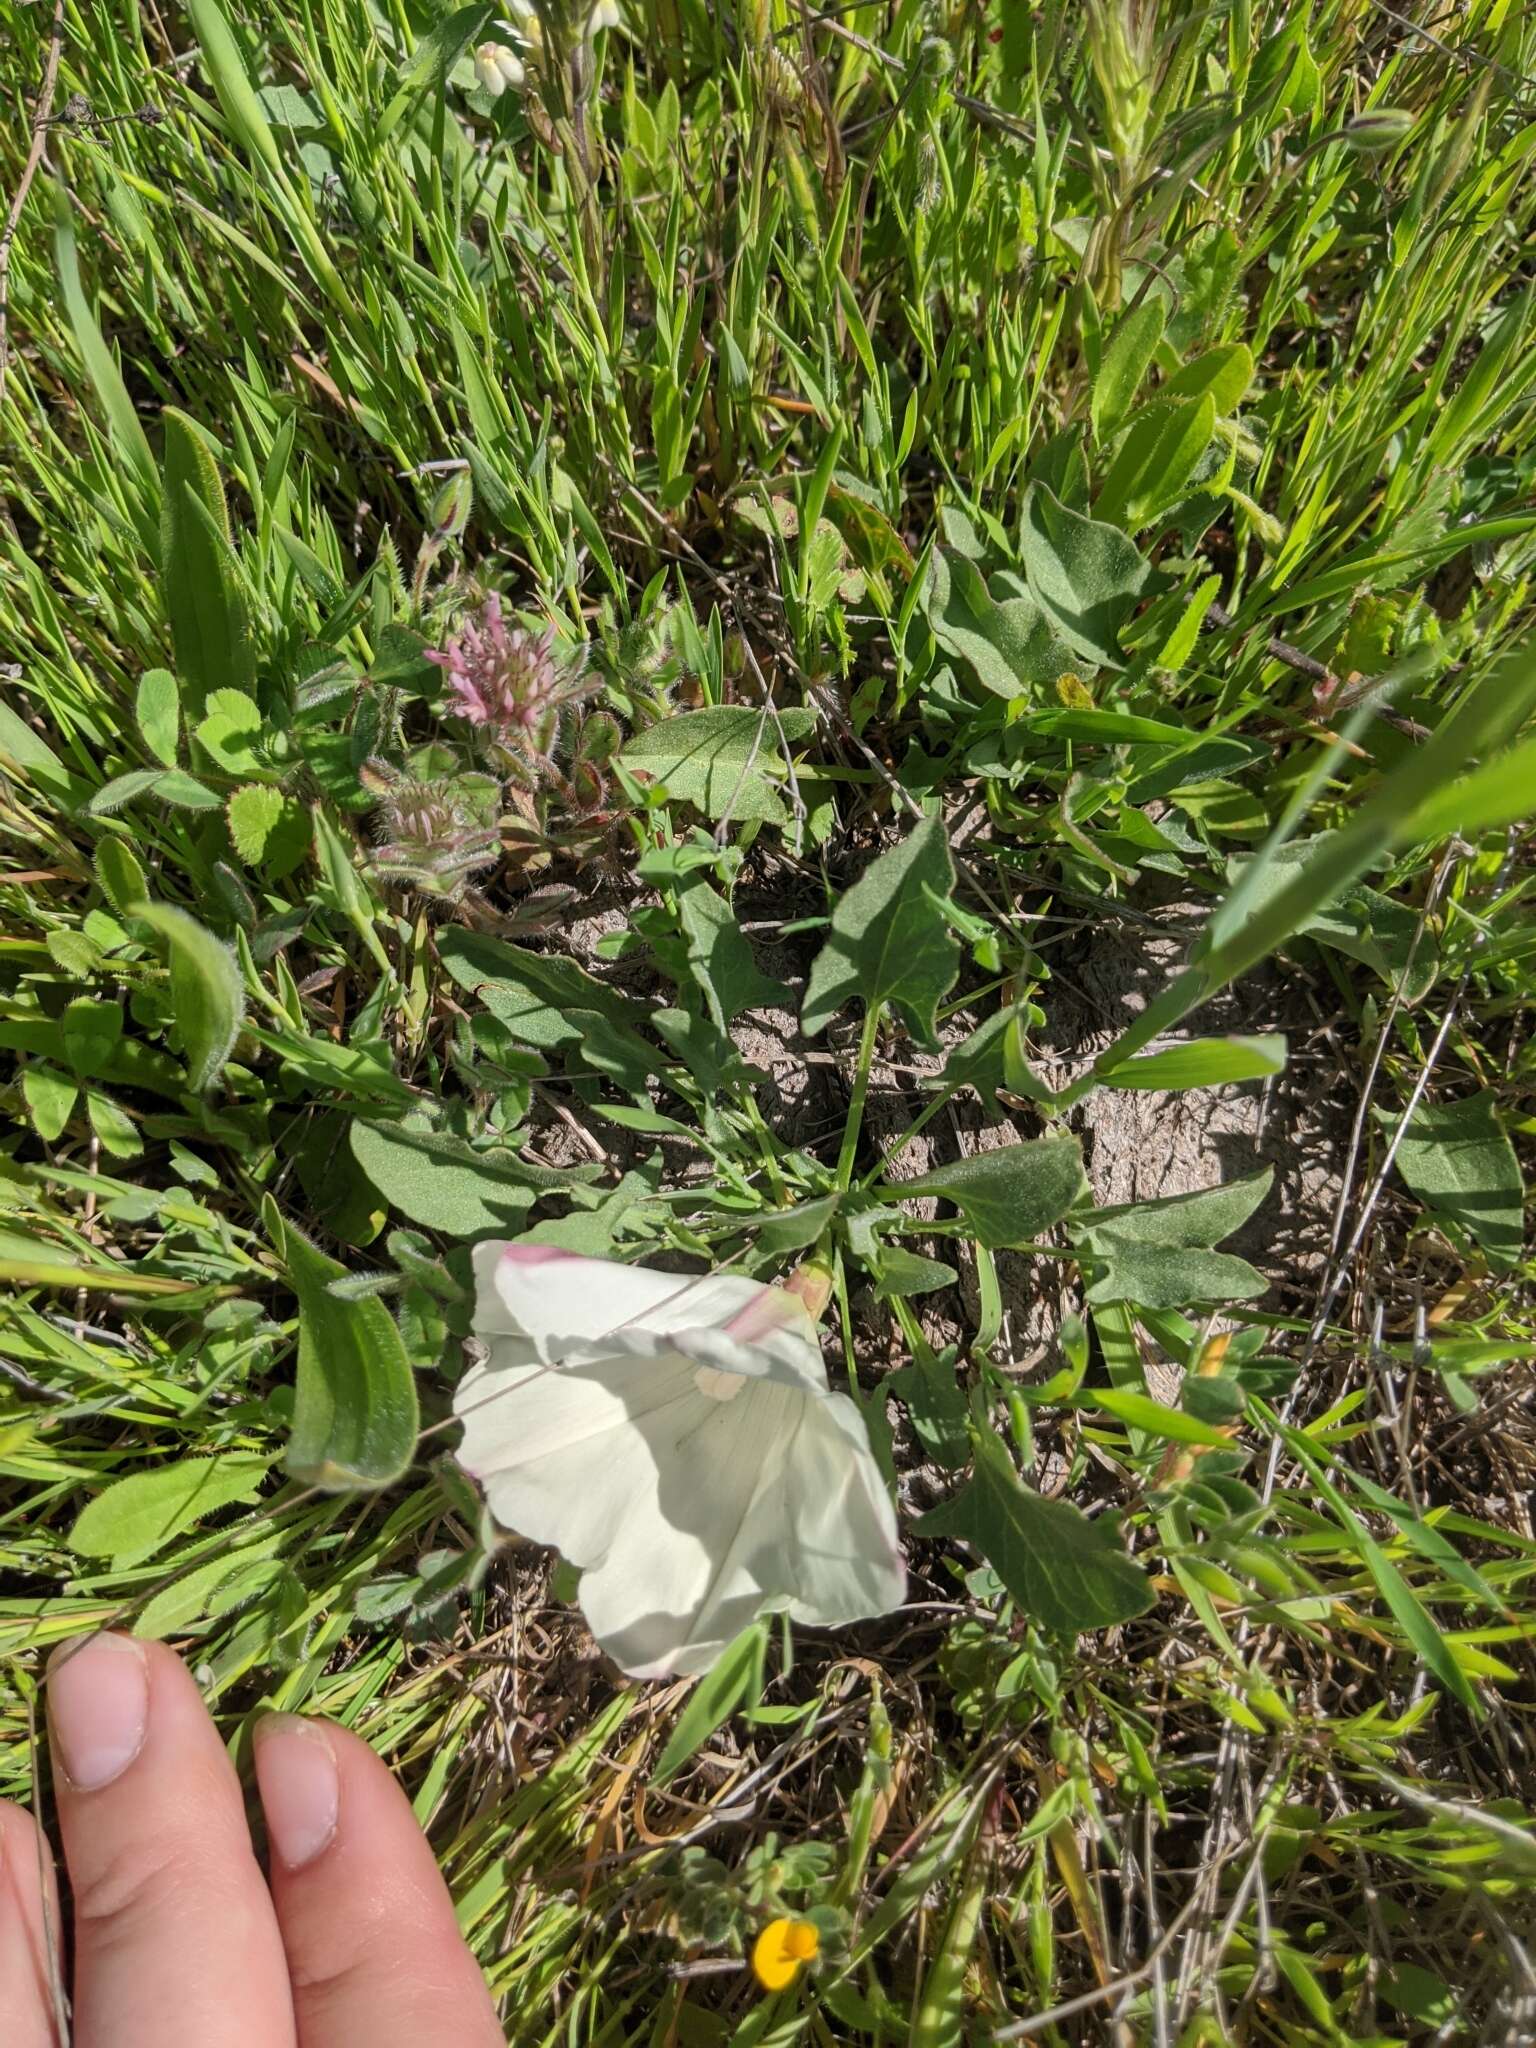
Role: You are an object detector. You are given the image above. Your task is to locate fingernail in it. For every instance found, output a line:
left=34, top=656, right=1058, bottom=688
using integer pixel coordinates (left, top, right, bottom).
left=47, top=1633, right=150, bottom=1791
left=254, top=1715, right=339, bottom=1871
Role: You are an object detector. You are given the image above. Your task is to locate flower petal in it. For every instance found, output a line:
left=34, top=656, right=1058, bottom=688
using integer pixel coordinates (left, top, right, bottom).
left=577, top=1372, right=805, bottom=1676
left=456, top=1255, right=905, bottom=1679
left=454, top=1344, right=697, bottom=1566
left=470, top=1244, right=827, bottom=1387
left=780, top=1392, right=906, bottom=1630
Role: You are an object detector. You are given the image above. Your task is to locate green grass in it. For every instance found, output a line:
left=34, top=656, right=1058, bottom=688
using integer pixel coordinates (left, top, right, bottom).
left=3, top=0, right=1536, bottom=2039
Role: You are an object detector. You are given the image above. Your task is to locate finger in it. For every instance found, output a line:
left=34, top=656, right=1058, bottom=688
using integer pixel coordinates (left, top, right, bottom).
left=254, top=1714, right=502, bottom=2048
left=0, top=1802, right=66, bottom=2048
left=47, top=1633, right=295, bottom=2048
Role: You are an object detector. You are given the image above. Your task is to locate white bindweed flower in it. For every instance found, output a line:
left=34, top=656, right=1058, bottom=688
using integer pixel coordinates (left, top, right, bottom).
left=587, top=0, right=622, bottom=31
left=453, top=1244, right=905, bottom=1678
left=473, top=40, right=525, bottom=95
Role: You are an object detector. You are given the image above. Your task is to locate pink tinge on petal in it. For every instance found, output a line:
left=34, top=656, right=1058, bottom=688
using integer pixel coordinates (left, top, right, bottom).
left=499, top=1243, right=583, bottom=1269
left=721, top=1284, right=800, bottom=1344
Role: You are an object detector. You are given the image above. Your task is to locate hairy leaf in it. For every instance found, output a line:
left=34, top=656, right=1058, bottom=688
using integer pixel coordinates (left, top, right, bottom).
left=1019, top=485, right=1158, bottom=664
left=69, top=1452, right=272, bottom=1564
left=1386, top=1093, right=1524, bottom=1272
left=350, top=1121, right=537, bottom=1237
left=918, top=1427, right=1153, bottom=1632
left=133, top=900, right=245, bottom=1092
left=620, top=706, right=813, bottom=825
left=896, top=1136, right=1089, bottom=1248
left=802, top=816, right=959, bottom=1044
left=266, top=1201, right=419, bottom=1491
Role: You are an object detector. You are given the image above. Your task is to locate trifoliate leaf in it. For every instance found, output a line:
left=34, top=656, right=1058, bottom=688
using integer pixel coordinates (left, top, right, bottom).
left=196, top=687, right=266, bottom=775
left=228, top=783, right=287, bottom=863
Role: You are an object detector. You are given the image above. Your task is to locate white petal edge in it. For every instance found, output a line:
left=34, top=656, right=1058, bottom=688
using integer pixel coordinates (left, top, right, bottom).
left=470, top=1244, right=827, bottom=1387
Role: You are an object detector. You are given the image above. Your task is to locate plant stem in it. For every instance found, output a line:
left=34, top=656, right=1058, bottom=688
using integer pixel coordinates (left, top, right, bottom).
left=835, top=1007, right=882, bottom=1192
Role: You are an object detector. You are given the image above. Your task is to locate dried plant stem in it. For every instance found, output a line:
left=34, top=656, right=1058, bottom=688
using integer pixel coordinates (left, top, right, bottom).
left=0, top=0, right=66, bottom=417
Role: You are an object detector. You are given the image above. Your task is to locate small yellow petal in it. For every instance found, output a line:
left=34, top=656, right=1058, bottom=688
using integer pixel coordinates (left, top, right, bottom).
left=752, top=1918, right=819, bottom=1992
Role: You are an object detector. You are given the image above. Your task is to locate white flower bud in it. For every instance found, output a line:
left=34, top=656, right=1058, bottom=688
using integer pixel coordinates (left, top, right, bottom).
left=473, top=40, right=525, bottom=95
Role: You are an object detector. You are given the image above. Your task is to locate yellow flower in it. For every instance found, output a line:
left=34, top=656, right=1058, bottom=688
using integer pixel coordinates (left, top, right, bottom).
left=752, top=1918, right=820, bottom=1993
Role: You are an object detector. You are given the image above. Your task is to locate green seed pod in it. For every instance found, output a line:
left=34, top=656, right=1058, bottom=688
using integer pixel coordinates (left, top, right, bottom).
left=1342, top=108, right=1414, bottom=152
left=428, top=467, right=474, bottom=541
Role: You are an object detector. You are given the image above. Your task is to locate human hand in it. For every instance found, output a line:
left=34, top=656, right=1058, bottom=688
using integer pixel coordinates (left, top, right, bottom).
left=0, top=1633, right=505, bottom=2047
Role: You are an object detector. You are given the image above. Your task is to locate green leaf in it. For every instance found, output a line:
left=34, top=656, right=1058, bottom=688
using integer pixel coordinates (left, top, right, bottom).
left=1380, top=1967, right=1456, bottom=2030
left=1019, top=485, right=1158, bottom=665
left=438, top=928, right=646, bottom=1048
left=311, top=806, right=392, bottom=973
left=894, top=1136, right=1089, bottom=1248
left=924, top=550, right=1073, bottom=698
left=21, top=1065, right=78, bottom=1143
left=1280, top=1425, right=1478, bottom=1712
left=136, top=668, right=180, bottom=767
left=134, top=1543, right=285, bottom=1637
left=379, top=2, right=493, bottom=140
left=1151, top=572, right=1223, bottom=672
left=48, top=929, right=99, bottom=979
left=0, top=699, right=87, bottom=806
left=1083, top=1242, right=1266, bottom=1309
left=95, top=838, right=150, bottom=916
left=349, top=1121, right=537, bottom=1236
left=134, top=901, right=245, bottom=1092
left=69, top=1452, right=272, bottom=1564
left=1091, top=297, right=1165, bottom=441
left=265, top=1200, right=419, bottom=1491
left=1082, top=1168, right=1274, bottom=1249
left=1104, top=1035, right=1287, bottom=1091
left=1163, top=342, right=1254, bottom=415
left=53, top=194, right=159, bottom=528
left=89, top=1088, right=144, bottom=1160
left=1096, top=393, right=1216, bottom=531
left=196, top=687, right=266, bottom=775
left=1019, top=707, right=1192, bottom=745
left=62, top=996, right=124, bottom=1078
left=88, top=769, right=166, bottom=816
left=1386, top=1092, right=1524, bottom=1272
left=676, top=878, right=788, bottom=1030
left=802, top=816, right=960, bottom=1045
left=1402, top=729, right=1536, bottom=845
left=154, top=769, right=223, bottom=809
left=256, top=82, right=325, bottom=130
left=651, top=1621, right=768, bottom=1783
left=754, top=1193, right=842, bottom=1257
left=619, top=706, right=814, bottom=825
left=1076, top=1169, right=1272, bottom=1307
left=872, top=1248, right=958, bottom=1298
left=185, top=0, right=283, bottom=174
left=887, top=1340, right=970, bottom=1467
left=228, top=783, right=287, bottom=863
left=1080, top=1387, right=1233, bottom=1444
left=161, top=408, right=256, bottom=728
left=917, top=1426, right=1153, bottom=1633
